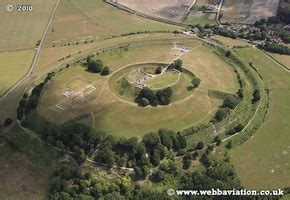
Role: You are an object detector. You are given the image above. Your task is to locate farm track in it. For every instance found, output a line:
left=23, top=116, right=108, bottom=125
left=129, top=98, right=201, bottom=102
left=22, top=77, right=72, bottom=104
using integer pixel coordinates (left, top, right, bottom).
left=0, top=0, right=61, bottom=102
left=216, top=0, right=224, bottom=26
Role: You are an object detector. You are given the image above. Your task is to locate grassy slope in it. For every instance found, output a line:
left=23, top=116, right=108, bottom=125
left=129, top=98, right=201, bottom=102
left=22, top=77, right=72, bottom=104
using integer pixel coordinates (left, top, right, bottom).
left=0, top=50, right=35, bottom=96
left=230, top=47, right=290, bottom=189
left=0, top=125, right=58, bottom=200
left=0, top=0, right=57, bottom=51
left=211, top=35, right=250, bottom=47
left=44, top=0, right=182, bottom=46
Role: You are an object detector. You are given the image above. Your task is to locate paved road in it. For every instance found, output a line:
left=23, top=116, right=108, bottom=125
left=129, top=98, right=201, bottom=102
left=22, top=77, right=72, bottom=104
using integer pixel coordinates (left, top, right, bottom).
left=0, top=0, right=60, bottom=102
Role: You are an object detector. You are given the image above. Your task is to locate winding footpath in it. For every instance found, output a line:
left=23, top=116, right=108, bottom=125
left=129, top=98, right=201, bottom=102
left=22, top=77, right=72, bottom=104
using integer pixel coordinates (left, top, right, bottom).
left=0, top=0, right=60, bottom=102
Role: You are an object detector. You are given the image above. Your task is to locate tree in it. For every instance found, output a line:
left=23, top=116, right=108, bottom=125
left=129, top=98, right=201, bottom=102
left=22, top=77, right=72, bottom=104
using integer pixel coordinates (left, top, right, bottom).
left=3, top=118, right=13, bottom=127
left=215, top=108, right=231, bottom=121
left=223, top=95, right=239, bottom=109
left=191, top=77, right=201, bottom=88
left=158, top=129, right=173, bottom=150
left=151, top=150, right=161, bottom=166
left=195, top=141, right=204, bottom=150
left=88, top=59, right=103, bottom=73
left=225, top=141, right=232, bottom=149
left=173, top=59, right=183, bottom=71
left=155, top=66, right=162, bottom=74
left=101, top=66, right=110, bottom=76
left=252, top=89, right=261, bottom=103
left=183, top=156, right=192, bottom=170
left=213, top=136, right=221, bottom=146
left=138, top=98, right=150, bottom=107
left=153, top=169, right=165, bottom=182
left=225, top=50, right=231, bottom=58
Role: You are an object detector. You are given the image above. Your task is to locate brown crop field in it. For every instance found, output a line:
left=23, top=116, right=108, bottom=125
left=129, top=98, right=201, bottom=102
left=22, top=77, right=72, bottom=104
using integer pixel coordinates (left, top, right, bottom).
left=221, top=0, right=280, bottom=24
left=109, top=0, right=195, bottom=23
left=44, top=0, right=182, bottom=47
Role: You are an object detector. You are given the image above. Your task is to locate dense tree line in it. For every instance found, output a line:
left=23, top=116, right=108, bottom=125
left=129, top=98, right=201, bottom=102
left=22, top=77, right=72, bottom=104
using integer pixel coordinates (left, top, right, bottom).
left=258, top=42, right=290, bottom=55
left=17, top=72, right=55, bottom=121
left=135, top=87, right=173, bottom=107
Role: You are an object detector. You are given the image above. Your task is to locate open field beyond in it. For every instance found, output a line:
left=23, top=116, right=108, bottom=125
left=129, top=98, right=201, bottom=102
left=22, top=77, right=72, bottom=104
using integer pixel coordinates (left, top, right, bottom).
left=110, top=0, right=195, bottom=23
left=184, top=0, right=218, bottom=26
left=269, top=53, right=290, bottom=70
left=44, top=0, right=182, bottom=47
left=221, top=0, right=280, bottom=24
left=0, top=50, right=35, bottom=96
left=0, top=0, right=57, bottom=51
left=230, top=48, right=290, bottom=189
left=37, top=40, right=238, bottom=138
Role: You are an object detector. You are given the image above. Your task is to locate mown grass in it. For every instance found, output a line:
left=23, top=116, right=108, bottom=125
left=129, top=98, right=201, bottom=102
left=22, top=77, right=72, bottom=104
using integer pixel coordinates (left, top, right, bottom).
left=0, top=50, right=35, bottom=96
left=230, top=47, right=290, bottom=189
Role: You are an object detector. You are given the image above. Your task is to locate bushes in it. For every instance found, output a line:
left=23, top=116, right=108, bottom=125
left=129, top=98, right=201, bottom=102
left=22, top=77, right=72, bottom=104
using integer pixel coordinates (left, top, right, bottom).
left=3, top=118, right=13, bottom=127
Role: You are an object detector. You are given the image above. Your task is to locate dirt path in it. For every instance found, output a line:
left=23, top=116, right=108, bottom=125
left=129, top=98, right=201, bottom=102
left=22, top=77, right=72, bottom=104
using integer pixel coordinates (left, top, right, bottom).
left=0, top=0, right=60, bottom=102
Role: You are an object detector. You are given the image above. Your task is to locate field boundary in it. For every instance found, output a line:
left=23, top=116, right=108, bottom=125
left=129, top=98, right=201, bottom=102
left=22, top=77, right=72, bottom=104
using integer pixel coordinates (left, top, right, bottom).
left=261, top=50, right=290, bottom=72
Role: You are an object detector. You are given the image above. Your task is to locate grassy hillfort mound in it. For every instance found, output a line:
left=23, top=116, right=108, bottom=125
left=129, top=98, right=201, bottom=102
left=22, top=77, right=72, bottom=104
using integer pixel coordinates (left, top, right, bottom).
left=36, top=41, right=238, bottom=138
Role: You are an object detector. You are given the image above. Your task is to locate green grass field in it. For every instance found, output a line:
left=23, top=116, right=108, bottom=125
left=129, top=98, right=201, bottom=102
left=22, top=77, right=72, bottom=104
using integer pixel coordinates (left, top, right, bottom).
left=37, top=40, right=238, bottom=138
left=45, top=0, right=182, bottom=46
left=0, top=0, right=57, bottom=51
left=0, top=50, right=35, bottom=96
left=211, top=35, right=250, bottom=47
left=145, top=70, right=180, bottom=90
left=230, top=47, right=290, bottom=189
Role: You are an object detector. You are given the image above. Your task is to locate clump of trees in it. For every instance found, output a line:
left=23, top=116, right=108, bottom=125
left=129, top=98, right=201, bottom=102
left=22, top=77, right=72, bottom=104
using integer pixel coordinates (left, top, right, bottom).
left=155, top=66, right=162, bottom=74
left=188, top=76, right=201, bottom=91
left=87, top=58, right=111, bottom=75
left=214, top=95, right=240, bottom=122
left=135, top=87, right=173, bottom=107
left=168, top=59, right=183, bottom=71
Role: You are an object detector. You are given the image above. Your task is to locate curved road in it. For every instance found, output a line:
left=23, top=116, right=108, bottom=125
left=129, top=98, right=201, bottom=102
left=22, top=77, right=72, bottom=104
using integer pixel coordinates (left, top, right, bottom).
left=0, top=0, right=60, bottom=102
